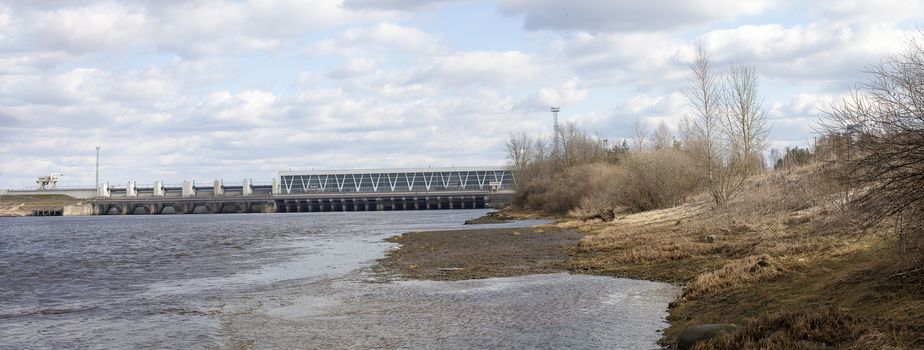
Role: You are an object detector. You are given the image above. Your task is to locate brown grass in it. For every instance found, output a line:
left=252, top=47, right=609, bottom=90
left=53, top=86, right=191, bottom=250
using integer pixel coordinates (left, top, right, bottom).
left=683, top=255, right=785, bottom=299
left=693, top=308, right=904, bottom=350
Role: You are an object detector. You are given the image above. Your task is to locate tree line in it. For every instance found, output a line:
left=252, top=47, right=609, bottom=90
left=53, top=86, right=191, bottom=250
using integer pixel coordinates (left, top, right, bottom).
left=507, top=37, right=924, bottom=263
left=507, top=41, right=771, bottom=214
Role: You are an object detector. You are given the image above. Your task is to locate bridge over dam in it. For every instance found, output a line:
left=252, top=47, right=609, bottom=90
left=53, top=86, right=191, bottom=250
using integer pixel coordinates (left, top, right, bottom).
left=87, top=166, right=515, bottom=215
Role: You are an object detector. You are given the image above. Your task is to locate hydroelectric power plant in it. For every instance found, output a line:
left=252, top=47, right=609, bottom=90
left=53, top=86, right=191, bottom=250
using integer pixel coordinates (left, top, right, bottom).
left=2, top=167, right=515, bottom=216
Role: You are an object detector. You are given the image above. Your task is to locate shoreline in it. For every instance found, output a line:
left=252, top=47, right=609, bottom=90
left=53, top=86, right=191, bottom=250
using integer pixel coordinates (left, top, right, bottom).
left=377, top=210, right=924, bottom=349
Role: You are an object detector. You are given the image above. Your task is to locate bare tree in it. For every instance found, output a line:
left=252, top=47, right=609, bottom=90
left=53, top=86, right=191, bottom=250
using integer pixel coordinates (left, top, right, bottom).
left=769, top=148, right=782, bottom=170
left=559, top=122, right=607, bottom=167
left=631, top=118, right=650, bottom=151
left=505, top=132, right=535, bottom=173
left=684, top=42, right=769, bottom=206
left=651, top=121, right=674, bottom=150
left=683, top=41, right=728, bottom=205
left=723, top=64, right=770, bottom=174
left=701, top=64, right=772, bottom=205
left=822, top=38, right=924, bottom=262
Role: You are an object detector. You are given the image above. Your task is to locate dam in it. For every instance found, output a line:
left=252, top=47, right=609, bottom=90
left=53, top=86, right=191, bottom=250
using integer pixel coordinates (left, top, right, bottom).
left=2, top=166, right=515, bottom=215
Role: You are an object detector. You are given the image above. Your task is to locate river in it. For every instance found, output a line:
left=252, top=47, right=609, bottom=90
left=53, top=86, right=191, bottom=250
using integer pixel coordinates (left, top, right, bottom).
left=0, top=210, right=678, bottom=349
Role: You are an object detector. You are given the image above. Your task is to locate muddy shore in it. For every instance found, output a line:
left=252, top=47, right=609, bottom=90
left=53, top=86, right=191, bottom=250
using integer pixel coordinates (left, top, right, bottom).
left=376, top=226, right=581, bottom=281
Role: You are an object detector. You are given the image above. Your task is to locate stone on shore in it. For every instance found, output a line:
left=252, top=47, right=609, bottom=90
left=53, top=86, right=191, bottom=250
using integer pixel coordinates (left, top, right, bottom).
left=675, top=323, right=737, bottom=350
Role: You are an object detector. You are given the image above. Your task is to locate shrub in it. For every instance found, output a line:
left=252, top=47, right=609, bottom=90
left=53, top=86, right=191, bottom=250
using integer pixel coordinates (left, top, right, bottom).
left=615, top=149, right=701, bottom=212
left=513, top=148, right=701, bottom=215
left=822, top=38, right=924, bottom=265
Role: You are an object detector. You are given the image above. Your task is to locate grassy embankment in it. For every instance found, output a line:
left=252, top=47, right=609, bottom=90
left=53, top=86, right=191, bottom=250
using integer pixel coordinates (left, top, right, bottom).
left=549, top=165, right=924, bottom=349
left=0, top=194, right=82, bottom=216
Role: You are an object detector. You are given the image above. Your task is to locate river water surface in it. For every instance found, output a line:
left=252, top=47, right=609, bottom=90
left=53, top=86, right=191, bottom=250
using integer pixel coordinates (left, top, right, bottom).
left=0, top=210, right=678, bottom=349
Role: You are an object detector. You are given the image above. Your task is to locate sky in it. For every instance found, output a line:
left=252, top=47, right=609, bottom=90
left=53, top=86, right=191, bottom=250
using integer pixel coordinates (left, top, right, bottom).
left=1, top=0, right=922, bottom=188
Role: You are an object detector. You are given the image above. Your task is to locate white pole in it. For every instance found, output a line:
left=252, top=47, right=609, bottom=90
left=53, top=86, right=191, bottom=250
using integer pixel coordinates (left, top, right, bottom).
left=95, top=146, right=100, bottom=194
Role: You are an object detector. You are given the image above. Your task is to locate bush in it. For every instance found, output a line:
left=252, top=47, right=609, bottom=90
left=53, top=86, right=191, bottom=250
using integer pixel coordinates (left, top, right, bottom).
left=513, top=164, right=606, bottom=213
left=513, top=149, right=701, bottom=215
left=615, top=149, right=701, bottom=212
left=823, top=38, right=924, bottom=265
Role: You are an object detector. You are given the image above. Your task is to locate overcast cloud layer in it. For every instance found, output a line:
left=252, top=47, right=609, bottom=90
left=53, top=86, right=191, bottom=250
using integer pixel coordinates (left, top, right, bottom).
left=1, top=0, right=922, bottom=187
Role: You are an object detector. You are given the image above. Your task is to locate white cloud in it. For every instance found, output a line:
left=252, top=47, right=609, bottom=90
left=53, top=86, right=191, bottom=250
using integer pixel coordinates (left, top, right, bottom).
left=538, top=79, right=589, bottom=106
left=550, top=32, right=690, bottom=87
left=5, top=0, right=394, bottom=57
left=700, top=23, right=912, bottom=85
left=0, top=7, right=13, bottom=44
left=31, top=2, right=148, bottom=53
left=311, top=22, right=445, bottom=57
left=805, top=0, right=924, bottom=24
left=411, top=51, right=540, bottom=88
left=497, top=0, right=776, bottom=32
left=545, top=21, right=916, bottom=92
left=327, top=57, right=379, bottom=80
left=342, top=0, right=457, bottom=11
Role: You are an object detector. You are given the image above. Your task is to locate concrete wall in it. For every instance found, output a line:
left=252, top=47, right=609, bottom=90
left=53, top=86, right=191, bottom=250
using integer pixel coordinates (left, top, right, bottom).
left=63, top=204, right=93, bottom=216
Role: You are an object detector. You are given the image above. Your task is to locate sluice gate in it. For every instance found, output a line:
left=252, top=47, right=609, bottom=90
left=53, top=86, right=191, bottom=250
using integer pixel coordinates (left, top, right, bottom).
left=275, top=194, right=487, bottom=213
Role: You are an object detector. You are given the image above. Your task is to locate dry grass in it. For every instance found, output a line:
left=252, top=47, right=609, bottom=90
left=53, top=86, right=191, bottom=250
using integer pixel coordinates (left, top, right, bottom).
left=558, top=163, right=924, bottom=348
left=683, top=255, right=785, bottom=299
left=693, top=308, right=904, bottom=350
left=571, top=165, right=853, bottom=267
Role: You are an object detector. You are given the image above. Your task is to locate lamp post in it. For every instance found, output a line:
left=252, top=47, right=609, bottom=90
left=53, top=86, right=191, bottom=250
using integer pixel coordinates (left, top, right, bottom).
left=551, top=106, right=560, bottom=154
left=95, top=146, right=100, bottom=195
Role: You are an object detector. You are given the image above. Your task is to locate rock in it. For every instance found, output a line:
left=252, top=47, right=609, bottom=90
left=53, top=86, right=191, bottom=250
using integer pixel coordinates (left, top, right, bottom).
left=580, top=208, right=616, bottom=222
left=676, top=323, right=737, bottom=350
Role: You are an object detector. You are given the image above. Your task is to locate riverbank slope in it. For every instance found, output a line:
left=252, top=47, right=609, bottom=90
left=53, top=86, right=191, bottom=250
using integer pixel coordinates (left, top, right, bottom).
left=379, top=166, right=923, bottom=349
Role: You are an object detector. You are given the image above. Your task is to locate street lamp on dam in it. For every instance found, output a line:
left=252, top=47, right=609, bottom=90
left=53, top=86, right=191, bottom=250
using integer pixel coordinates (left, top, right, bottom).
left=95, top=146, right=101, bottom=193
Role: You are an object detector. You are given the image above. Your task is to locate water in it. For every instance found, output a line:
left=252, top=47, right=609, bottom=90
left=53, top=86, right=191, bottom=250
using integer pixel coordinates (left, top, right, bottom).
left=0, top=210, right=679, bottom=349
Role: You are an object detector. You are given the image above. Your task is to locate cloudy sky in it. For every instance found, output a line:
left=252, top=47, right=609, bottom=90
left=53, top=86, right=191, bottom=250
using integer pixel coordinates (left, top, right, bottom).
left=1, top=0, right=922, bottom=188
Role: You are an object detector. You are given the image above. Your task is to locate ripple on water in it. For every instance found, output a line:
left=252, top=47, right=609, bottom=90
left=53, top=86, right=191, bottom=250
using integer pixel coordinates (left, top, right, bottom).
left=223, top=272, right=680, bottom=350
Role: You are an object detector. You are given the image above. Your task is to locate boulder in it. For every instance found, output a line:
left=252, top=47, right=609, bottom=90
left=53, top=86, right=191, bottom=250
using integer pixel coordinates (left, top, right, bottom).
left=676, top=323, right=737, bottom=350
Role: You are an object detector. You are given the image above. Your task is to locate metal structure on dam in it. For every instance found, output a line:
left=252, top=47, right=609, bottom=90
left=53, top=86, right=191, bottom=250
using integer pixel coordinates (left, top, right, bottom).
left=85, top=166, right=515, bottom=215
left=279, top=166, right=513, bottom=194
